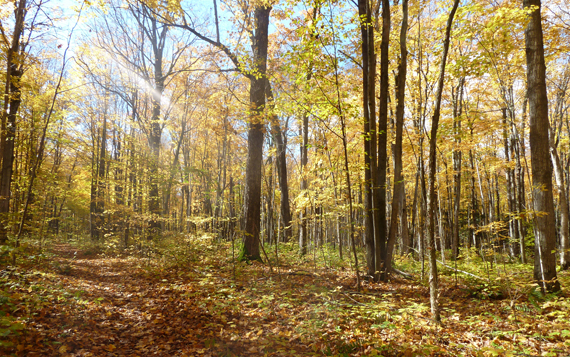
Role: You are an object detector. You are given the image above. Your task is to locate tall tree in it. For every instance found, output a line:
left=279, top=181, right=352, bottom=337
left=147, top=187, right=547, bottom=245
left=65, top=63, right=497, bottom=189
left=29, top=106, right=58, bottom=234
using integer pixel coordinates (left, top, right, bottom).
left=239, top=6, right=272, bottom=261
left=549, top=66, right=570, bottom=271
left=0, top=0, right=27, bottom=245
left=375, top=0, right=390, bottom=281
left=427, top=0, right=460, bottom=324
left=358, top=0, right=377, bottom=276
left=524, top=0, right=560, bottom=292
left=386, top=0, right=409, bottom=277
left=451, top=78, right=464, bottom=260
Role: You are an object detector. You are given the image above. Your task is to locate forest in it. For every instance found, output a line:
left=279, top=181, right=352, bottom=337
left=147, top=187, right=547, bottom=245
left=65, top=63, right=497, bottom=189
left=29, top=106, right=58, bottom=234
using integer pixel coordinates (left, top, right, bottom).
left=1, top=0, right=570, bottom=355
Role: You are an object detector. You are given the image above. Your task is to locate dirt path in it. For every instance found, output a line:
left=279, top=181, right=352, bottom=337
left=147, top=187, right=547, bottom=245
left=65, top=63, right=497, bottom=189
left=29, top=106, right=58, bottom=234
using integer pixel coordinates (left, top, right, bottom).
left=4, top=244, right=309, bottom=356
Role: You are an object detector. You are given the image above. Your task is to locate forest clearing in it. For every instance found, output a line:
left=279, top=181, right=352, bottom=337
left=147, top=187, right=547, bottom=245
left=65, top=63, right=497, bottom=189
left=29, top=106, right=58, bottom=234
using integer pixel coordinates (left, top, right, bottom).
left=2, top=0, right=570, bottom=355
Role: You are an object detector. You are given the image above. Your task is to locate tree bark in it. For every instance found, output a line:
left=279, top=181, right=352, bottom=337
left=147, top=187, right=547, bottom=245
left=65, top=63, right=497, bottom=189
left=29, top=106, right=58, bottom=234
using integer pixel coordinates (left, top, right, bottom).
left=385, top=0, right=408, bottom=277
left=94, top=108, right=107, bottom=240
left=550, top=140, right=570, bottom=270
left=299, top=110, right=309, bottom=255
left=426, top=0, right=460, bottom=323
left=0, top=0, right=27, bottom=245
left=240, top=5, right=271, bottom=262
left=359, top=0, right=377, bottom=276
left=524, top=0, right=560, bottom=292
left=549, top=75, right=570, bottom=270
left=452, top=78, right=464, bottom=260
left=375, top=0, right=390, bottom=280
left=147, top=14, right=167, bottom=238
left=265, top=81, right=292, bottom=242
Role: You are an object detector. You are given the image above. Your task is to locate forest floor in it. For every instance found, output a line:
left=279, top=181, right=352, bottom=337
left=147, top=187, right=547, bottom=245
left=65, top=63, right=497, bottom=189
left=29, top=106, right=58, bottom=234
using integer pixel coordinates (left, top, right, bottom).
left=0, top=235, right=570, bottom=356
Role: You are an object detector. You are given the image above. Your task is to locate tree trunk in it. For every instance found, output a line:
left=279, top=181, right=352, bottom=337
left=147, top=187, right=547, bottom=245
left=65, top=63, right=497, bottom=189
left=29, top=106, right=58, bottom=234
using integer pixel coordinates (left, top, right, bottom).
left=0, top=0, right=27, bottom=245
left=148, top=60, right=165, bottom=238
left=359, top=0, right=377, bottom=276
left=266, top=81, right=292, bottom=242
left=385, top=0, right=408, bottom=278
left=518, top=96, right=528, bottom=263
left=550, top=140, right=570, bottom=270
left=239, top=5, right=271, bottom=262
left=549, top=76, right=570, bottom=270
left=375, top=0, right=390, bottom=280
left=95, top=110, right=107, bottom=240
left=502, top=107, right=516, bottom=257
left=524, top=0, right=560, bottom=292
left=452, top=78, right=464, bottom=260
left=426, top=0, right=459, bottom=323
left=299, top=110, right=309, bottom=255
left=163, top=120, right=186, bottom=216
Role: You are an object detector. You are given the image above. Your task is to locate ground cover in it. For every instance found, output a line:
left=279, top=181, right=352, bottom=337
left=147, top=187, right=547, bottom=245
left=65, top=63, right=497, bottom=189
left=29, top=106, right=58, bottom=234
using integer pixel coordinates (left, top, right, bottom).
left=0, top=235, right=569, bottom=356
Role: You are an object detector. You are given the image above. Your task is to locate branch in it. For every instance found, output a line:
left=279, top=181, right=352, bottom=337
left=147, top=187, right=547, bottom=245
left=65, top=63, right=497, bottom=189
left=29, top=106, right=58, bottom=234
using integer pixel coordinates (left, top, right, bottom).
left=148, top=7, right=252, bottom=81
left=340, top=50, right=362, bottom=69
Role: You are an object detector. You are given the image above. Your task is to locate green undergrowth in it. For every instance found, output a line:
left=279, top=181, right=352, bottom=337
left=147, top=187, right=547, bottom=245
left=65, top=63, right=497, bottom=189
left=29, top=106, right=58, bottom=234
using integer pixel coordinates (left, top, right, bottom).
left=132, top=233, right=570, bottom=356
left=0, top=251, right=79, bottom=349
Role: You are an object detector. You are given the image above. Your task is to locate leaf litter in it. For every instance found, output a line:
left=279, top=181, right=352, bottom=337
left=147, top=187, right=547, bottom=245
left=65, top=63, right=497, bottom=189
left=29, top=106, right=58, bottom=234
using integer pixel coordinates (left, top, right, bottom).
left=0, top=241, right=569, bottom=356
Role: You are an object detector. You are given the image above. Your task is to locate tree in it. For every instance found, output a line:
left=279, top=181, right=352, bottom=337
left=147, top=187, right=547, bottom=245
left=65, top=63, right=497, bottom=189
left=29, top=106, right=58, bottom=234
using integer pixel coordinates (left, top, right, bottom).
left=524, top=0, right=560, bottom=292
left=375, top=0, right=390, bottom=281
left=426, top=0, right=460, bottom=324
left=359, top=0, right=377, bottom=277
left=386, top=0, right=409, bottom=277
left=265, top=80, right=292, bottom=243
left=549, top=62, right=570, bottom=271
left=0, top=0, right=27, bottom=244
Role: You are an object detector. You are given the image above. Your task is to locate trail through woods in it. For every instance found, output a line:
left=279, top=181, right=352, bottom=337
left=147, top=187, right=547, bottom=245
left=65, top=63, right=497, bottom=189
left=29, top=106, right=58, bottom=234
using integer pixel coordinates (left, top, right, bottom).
left=1, top=244, right=317, bottom=356
left=1, top=241, right=569, bottom=356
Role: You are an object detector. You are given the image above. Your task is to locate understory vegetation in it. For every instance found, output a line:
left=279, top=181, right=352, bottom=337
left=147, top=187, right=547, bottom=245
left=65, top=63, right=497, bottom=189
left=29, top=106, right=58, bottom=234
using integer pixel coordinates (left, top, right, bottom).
left=0, top=232, right=569, bottom=356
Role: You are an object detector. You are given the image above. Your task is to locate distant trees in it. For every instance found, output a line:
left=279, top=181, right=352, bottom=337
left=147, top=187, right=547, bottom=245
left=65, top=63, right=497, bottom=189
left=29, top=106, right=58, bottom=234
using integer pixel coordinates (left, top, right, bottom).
left=82, top=0, right=191, bottom=239
left=1, top=0, right=80, bottom=246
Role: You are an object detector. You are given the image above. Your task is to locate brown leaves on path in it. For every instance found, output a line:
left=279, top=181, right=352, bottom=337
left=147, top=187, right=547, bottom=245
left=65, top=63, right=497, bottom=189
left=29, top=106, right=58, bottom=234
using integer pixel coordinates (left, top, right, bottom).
left=1, top=244, right=311, bottom=356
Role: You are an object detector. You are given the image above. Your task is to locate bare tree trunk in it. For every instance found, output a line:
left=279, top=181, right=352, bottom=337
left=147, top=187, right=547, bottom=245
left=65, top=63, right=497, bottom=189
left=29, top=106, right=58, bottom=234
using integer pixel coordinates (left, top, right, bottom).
left=524, top=0, right=560, bottom=292
left=95, top=109, right=107, bottom=240
left=0, top=0, right=27, bottom=244
left=358, top=0, right=377, bottom=276
left=240, top=5, right=271, bottom=262
left=148, top=37, right=166, bottom=239
left=502, top=108, right=516, bottom=257
left=469, top=147, right=480, bottom=250
left=385, top=0, right=408, bottom=277
left=163, top=120, right=186, bottom=216
left=550, top=141, right=570, bottom=270
left=375, top=0, right=390, bottom=280
left=90, top=130, right=100, bottom=241
left=518, top=97, right=528, bottom=263
left=400, top=184, right=410, bottom=255
left=299, top=111, right=309, bottom=254
left=549, top=75, right=570, bottom=270
left=426, top=0, right=459, bottom=323
left=452, top=78, right=464, bottom=260
left=266, top=82, right=292, bottom=242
